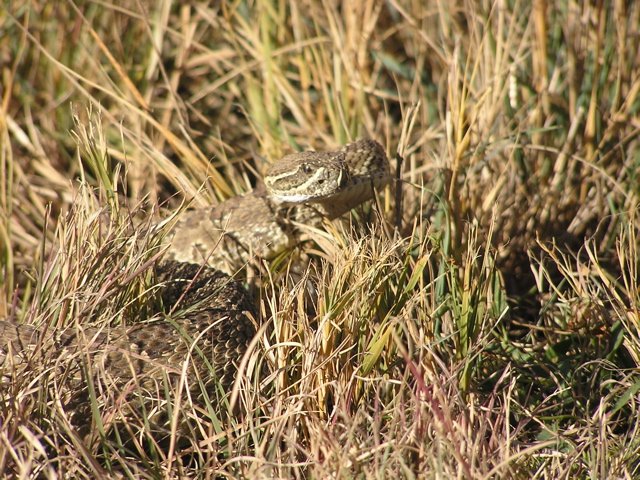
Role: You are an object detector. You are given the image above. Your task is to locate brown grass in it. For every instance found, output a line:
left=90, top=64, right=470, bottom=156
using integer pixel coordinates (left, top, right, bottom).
left=2, top=0, right=640, bottom=478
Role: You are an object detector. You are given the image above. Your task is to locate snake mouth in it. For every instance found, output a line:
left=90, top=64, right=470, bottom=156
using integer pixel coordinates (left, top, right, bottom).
left=271, top=192, right=318, bottom=203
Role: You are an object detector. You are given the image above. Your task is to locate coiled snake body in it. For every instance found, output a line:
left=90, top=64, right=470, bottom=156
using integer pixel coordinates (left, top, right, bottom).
left=0, top=140, right=390, bottom=396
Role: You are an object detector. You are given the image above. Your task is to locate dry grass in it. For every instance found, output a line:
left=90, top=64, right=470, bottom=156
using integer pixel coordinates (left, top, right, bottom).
left=2, top=0, right=640, bottom=478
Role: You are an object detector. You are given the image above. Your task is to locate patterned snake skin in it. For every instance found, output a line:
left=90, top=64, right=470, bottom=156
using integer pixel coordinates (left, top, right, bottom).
left=0, top=140, right=390, bottom=402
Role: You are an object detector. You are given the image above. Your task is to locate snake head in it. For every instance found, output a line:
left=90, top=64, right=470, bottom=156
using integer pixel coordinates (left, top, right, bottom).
left=264, top=149, right=350, bottom=203
left=264, top=139, right=391, bottom=209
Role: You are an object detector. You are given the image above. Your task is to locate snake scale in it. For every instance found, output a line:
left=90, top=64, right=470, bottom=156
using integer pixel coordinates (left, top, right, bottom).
left=0, top=139, right=390, bottom=398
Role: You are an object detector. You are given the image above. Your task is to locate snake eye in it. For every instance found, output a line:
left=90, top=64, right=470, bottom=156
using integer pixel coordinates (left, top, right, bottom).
left=301, top=164, right=313, bottom=174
